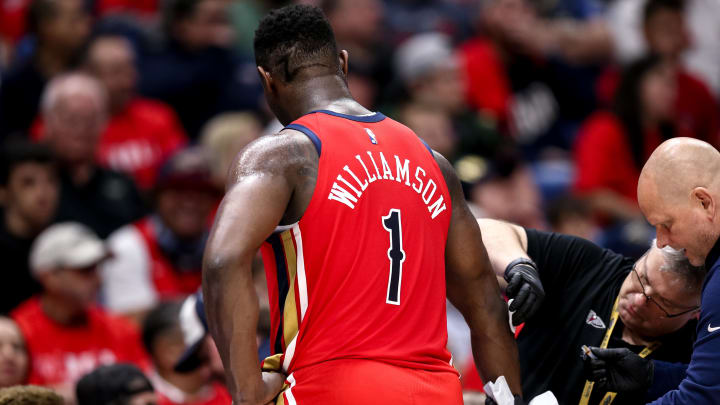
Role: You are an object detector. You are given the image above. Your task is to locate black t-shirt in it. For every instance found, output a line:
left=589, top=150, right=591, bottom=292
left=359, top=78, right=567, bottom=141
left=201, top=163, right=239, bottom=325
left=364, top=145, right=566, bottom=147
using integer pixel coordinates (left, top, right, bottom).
left=519, top=229, right=696, bottom=405
left=0, top=59, right=46, bottom=138
left=54, top=166, right=146, bottom=239
left=0, top=213, right=42, bottom=313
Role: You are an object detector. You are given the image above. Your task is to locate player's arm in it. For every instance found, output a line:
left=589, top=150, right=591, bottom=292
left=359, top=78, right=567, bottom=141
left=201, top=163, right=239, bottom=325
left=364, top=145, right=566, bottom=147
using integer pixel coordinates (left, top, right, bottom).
left=477, top=219, right=545, bottom=325
left=435, top=152, right=523, bottom=396
left=202, top=131, right=317, bottom=405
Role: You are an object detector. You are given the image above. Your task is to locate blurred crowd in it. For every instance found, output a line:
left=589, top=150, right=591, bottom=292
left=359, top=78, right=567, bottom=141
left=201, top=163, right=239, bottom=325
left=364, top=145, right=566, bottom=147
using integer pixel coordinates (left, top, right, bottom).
left=0, top=0, right=718, bottom=403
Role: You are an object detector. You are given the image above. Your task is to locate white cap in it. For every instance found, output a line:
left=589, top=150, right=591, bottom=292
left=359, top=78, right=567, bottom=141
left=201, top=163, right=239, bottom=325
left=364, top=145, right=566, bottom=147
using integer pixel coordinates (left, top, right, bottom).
left=394, top=32, right=457, bottom=84
left=30, top=222, right=109, bottom=275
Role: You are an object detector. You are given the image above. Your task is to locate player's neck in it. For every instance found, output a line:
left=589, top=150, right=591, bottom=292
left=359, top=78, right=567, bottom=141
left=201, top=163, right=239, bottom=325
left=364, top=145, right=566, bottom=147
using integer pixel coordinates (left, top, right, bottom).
left=289, top=75, right=370, bottom=120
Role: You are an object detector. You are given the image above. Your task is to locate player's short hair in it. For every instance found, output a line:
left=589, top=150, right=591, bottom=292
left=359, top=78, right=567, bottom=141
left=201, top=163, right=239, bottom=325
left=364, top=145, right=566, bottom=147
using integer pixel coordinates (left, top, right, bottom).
left=0, top=386, right=63, bottom=405
left=0, top=139, right=54, bottom=187
left=644, top=0, right=684, bottom=22
left=254, top=4, right=339, bottom=82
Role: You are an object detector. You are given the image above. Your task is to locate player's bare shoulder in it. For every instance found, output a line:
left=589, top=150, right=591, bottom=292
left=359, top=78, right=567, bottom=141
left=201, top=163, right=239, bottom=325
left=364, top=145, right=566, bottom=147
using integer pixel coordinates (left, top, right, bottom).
left=431, top=150, right=462, bottom=206
left=228, top=128, right=319, bottom=223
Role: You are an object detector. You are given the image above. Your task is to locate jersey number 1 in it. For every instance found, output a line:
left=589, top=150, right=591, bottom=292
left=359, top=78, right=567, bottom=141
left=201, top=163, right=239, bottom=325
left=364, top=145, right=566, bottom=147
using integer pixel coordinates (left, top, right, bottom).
left=382, top=209, right=406, bottom=305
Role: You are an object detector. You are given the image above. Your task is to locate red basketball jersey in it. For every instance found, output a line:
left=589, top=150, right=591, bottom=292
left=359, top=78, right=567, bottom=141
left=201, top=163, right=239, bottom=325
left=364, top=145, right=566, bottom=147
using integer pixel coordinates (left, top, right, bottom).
left=259, top=110, right=455, bottom=377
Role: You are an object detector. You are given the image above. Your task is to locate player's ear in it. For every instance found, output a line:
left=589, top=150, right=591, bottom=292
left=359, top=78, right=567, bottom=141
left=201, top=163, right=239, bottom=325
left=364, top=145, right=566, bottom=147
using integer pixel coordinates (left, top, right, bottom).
left=339, top=50, right=349, bottom=77
left=257, top=66, right=275, bottom=94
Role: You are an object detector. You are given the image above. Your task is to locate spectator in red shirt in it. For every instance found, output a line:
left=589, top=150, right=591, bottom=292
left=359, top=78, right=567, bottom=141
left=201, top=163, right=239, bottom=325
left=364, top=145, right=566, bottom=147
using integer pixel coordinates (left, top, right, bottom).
left=597, top=0, right=720, bottom=147
left=84, top=35, right=188, bottom=191
left=0, top=317, right=29, bottom=388
left=12, top=222, right=149, bottom=401
left=101, top=148, right=220, bottom=321
left=143, top=302, right=230, bottom=405
left=574, top=55, right=682, bottom=223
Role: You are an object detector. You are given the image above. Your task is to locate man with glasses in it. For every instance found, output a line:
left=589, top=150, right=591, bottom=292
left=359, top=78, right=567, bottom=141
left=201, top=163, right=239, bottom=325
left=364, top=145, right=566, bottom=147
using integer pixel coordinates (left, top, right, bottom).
left=475, top=218, right=702, bottom=404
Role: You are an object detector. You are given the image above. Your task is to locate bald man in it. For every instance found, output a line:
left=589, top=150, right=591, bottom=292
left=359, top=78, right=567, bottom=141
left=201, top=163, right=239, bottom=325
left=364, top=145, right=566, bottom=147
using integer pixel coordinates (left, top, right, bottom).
left=584, top=137, right=720, bottom=403
left=42, top=72, right=145, bottom=237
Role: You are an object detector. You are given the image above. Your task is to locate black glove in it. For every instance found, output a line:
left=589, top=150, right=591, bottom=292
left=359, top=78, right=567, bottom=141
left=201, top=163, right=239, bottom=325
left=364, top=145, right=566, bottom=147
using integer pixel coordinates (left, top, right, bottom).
left=582, top=347, right=654, bottom=393
left=485, top=394, right=526, bottom=405
left=504, top=258, right=545, bottom=326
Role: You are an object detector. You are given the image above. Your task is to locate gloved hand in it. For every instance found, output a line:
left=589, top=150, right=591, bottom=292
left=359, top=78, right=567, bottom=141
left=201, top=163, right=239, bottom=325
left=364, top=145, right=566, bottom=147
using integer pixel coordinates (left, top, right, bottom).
left=504, top=258, right=545, bottom=326
left=582, top=347, right=654, bottom=393
left=485, top=394, right=526, bottom=405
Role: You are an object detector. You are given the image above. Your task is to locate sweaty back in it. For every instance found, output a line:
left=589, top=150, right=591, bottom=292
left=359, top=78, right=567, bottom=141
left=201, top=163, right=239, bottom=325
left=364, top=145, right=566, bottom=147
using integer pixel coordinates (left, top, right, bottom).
left=259, top=110, right=455, bottom=377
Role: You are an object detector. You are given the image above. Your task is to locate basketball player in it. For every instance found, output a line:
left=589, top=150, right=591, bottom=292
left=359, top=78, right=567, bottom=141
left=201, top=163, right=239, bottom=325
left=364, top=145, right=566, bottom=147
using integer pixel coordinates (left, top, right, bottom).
left=202, top=5, right=523, bottom=405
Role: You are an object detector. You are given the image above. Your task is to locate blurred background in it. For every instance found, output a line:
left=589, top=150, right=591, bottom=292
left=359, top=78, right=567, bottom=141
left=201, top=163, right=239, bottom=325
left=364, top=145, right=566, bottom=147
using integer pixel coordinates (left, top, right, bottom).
left=0, top=0, right=718, bottom=403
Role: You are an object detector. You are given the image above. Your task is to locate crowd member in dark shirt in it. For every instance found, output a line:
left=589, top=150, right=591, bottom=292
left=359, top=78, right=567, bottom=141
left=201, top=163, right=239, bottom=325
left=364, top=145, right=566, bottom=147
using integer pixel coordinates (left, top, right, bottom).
left=0, top=0, right=90, bottom=138
left=139, top=0, right=262, bottom=139
left=41, top=72, right=145, bottom=238
left=0, top=140, right=58, bottom=314
left=470, top=218, right=702, bottom=404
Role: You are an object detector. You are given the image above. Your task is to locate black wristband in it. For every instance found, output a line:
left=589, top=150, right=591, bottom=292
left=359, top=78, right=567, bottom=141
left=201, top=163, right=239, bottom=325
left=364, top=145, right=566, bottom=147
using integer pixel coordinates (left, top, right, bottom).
left=504, top=257, right=537, bottom=281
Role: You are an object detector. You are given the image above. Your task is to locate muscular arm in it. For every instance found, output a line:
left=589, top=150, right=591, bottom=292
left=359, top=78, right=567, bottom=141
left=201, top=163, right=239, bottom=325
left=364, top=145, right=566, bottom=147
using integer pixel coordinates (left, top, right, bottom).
left=437, top=153, right=522, bottom=395
left=202, top=131, right=317, bottom=405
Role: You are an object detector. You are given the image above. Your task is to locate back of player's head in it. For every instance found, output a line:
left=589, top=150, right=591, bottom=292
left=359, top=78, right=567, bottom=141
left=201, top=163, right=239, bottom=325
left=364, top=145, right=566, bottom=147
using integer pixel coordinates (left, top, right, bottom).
left=254, top=4, right=339, bottom=83
left=644, top=0, right=684, bottom=22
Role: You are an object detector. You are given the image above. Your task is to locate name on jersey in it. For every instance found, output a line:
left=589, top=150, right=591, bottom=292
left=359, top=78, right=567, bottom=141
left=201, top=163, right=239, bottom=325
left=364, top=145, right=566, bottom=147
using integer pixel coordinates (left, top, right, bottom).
left=327, top=150, right=448, bottom=219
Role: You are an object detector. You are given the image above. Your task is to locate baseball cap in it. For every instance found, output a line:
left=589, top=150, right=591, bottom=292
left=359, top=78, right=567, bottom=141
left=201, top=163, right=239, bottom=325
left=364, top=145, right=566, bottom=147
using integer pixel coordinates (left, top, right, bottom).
left=76, top=364, right=154, bottom=405
left=29, top=222, right=109, bottom=275
left=174, top=291, right=209, bottom=372
left=394, top=32, right=457, bottom=84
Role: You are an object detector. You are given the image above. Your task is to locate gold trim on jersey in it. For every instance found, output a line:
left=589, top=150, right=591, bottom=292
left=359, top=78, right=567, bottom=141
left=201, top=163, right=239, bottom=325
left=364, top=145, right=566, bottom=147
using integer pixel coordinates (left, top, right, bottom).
left=262, top=229, right=301, bottom=374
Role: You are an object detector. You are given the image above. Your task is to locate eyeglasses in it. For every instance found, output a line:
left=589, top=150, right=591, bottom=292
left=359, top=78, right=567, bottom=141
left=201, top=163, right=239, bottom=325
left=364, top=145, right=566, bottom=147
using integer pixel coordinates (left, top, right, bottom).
left=631, top=266, right=700, bottom=318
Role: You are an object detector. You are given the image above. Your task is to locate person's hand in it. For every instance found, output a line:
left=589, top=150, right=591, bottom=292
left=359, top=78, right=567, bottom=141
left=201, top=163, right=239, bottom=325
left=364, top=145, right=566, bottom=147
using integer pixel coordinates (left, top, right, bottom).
left=504, top=258, right=545, bottom=326
left=582, top=347, right=654, bottom=393
left=261, top=371, right=286, bottom=404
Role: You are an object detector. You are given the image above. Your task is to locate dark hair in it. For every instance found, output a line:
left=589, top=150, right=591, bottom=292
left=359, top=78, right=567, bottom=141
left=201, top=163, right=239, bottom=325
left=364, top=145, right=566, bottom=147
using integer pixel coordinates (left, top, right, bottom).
left=613, top=54, right=675, bottom=170
left=0, top=139, right=54, bottom=187
left=163, top=0, right=201, bottom=37
left=254, top=4, right=339, bottom=82
left=76, top=364, right=154, bottom=405
left=26, top=0, right=60, bottom=35
left=644, top=0, right=684, bottom=23
left=141, top=301, right=182, bottom=356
